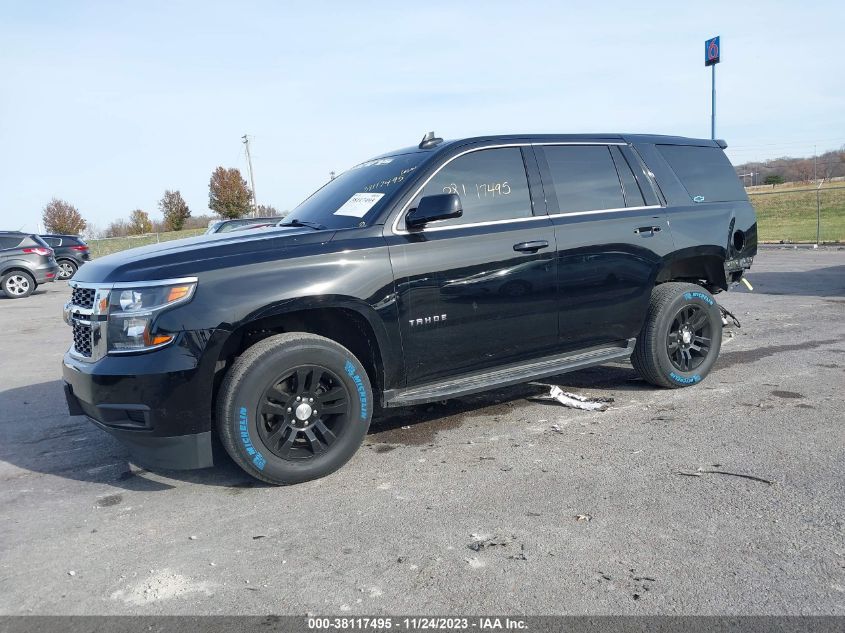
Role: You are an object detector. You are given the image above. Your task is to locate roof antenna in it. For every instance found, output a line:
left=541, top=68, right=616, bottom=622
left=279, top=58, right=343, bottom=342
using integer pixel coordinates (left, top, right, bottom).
left=419, top=131, right=443, bottom=149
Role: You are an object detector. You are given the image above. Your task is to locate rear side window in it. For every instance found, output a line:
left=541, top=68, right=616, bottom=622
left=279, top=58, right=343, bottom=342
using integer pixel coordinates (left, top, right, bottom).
left=43, top=237, right=62, bottom=247
left=540, top=146, right=625, bottom=213
left=657, top=145, right=747, bottom=203
left=417, top=147, right=532, bottom=227
left=0, top=236, right=22, bottom=249
left=610, top=147, right=645, bottom=207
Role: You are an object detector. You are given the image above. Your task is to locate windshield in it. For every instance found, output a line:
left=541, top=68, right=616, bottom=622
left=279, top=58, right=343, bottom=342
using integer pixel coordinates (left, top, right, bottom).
left=283, top=152, right=429, bottom=229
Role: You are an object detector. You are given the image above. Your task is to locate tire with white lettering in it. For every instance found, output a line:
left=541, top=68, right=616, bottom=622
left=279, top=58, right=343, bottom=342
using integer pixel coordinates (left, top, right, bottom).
left=631, top=282, right=722, bottom=388
left=216, top=333, right=372, bottom=485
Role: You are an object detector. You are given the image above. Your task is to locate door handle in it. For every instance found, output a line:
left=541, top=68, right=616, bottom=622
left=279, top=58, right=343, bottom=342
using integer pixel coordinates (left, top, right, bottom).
left=634, top=226, right=662, bottom=235
left=513, top=240, right=549, bottom=253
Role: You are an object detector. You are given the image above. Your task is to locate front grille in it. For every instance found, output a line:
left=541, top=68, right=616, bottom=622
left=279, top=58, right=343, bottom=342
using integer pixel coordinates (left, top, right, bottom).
left=71, top=286, right=96, bottom=309
left=72, top=322, right=93, bottom=358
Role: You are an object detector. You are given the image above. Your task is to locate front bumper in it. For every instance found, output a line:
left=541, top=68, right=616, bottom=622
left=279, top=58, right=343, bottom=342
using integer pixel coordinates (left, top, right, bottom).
left=62, top=341, right=217, bottom=470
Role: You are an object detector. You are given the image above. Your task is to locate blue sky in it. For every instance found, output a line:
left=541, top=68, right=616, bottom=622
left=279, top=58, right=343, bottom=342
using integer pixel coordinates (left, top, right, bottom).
left=1, top=0, right=843, bottom=233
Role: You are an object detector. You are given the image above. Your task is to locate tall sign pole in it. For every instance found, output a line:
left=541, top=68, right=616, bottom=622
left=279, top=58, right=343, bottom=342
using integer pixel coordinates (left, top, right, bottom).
left=705, top=36, right=721, bottom=140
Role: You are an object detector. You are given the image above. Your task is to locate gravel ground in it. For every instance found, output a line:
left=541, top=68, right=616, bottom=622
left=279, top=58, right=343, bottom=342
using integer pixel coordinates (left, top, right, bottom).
left=0, top=247, right=843, bottom=615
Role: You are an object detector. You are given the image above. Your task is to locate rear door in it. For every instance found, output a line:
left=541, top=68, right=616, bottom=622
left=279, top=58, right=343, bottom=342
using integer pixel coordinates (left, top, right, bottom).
left=385, top=145, right=559, bottom=386
left=534, top=143, right=675, bottom=351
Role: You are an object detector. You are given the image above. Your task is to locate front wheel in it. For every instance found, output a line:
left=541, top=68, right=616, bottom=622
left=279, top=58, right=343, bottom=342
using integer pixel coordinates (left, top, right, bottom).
left=216, top=333, right=373, bottom=485
left=632, top=282, right=722, bottom=388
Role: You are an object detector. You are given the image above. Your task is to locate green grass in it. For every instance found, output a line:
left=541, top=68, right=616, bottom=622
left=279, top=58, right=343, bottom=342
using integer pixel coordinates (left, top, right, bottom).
left=748, top=186, right=845, bottom=243
left=88, top=228, right=207, bottom=257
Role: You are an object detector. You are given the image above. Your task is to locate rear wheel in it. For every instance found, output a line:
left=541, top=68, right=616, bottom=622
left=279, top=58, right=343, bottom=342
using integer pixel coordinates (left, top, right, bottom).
left=216, top=333, right=373, bottom=485
left=2, top=271, right=35, bottom=298
left=57, top=260, right=77, bottom=280
left=632, top=282, right=722, bottom=388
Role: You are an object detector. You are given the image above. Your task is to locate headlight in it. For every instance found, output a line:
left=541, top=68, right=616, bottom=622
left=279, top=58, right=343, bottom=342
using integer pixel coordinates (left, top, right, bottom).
left=107, top=281, right=196, bottom=352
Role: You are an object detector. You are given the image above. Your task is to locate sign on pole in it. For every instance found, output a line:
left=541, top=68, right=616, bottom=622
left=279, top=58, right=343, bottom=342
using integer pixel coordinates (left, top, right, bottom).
left=705, top=36, right=721, bottom=139
left=705, top=36, right=720, bottom=66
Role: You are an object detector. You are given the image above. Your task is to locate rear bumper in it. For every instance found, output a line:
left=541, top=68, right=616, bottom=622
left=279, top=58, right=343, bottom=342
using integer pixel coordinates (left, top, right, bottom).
left=33, top=263, right=59, bottom=284
left=62, top=340, right=217, bottom=470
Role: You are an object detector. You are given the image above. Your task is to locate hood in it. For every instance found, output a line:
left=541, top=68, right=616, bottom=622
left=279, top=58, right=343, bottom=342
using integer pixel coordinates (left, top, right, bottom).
left=74, top=225, right=335, bottom=284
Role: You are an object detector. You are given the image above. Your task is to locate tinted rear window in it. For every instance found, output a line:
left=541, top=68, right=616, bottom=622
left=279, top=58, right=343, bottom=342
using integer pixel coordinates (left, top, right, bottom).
left=0, top=236, right=23, bottom=249
left=541, top=146, right=625, bottom=213
left=657, top=145, right=747, bottom=203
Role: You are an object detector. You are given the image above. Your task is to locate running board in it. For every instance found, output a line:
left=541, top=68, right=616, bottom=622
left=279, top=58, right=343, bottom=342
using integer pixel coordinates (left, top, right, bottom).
left=383, top=339, right=636, bottom=408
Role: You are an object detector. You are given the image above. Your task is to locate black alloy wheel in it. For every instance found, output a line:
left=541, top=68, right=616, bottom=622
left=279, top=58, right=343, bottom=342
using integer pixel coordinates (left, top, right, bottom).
left=256, top=365, right=351, bottom=459
left=666, top=304, right=712, bottom=372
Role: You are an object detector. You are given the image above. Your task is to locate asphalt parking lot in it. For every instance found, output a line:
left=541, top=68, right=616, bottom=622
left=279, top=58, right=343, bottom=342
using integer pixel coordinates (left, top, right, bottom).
left=0, top=248, right=843, bottom=616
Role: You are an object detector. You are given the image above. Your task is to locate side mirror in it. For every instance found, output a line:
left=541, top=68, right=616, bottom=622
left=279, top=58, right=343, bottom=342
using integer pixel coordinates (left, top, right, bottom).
left=406, top=194, right=462, bottom=229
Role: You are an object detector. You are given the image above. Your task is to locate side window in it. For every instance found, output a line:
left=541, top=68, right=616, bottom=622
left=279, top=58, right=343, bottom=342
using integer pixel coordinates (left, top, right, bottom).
left=0, top=237, right=19, bottom=249
left=541, top=146, right=625, bottom=213
left=656, top=144, right=747, bottom=202
left=610, top=147, right=645, bottom=207
left=44, top=237, right=61, bottom=247
left=417, top=148, right=532, bottom=226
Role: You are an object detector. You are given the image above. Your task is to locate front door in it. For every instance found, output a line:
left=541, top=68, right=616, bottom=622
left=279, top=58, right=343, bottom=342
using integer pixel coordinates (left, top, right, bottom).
left=386, top=146, right=559, bottom=386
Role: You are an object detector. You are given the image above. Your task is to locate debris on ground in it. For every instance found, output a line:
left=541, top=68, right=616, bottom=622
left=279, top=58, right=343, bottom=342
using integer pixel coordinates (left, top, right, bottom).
left=575, top=514, right=593, bottom=522
left=719, top=304, right=742, bottom=328
left=468, top=532, right=516, bottom=551
left=675, top=467, right=774, bottom=485
left=528, top=385, right=614, bottom=411
left=508, top=544, right=527, bottom=561
left=67, top=571, right=76, bottom=577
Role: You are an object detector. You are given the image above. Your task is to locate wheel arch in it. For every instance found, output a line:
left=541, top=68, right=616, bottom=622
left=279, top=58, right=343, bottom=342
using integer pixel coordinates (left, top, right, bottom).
left=656, top=247, right=728, bottom=292
left=212, top=297, right=394, bottom=412
left=1, top=266, right=36, bottom=281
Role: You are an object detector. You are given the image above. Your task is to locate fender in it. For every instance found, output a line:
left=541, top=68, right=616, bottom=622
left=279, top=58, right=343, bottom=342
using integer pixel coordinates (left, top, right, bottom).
left=0, top=258, right=37, bottom=276
left=656, top=245, right=729, bottom=290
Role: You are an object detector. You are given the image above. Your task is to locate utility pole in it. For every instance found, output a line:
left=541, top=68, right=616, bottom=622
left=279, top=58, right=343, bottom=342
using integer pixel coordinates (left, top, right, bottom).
left=242, top=134, right=257, bottom=216
left=813, top=144, right=817, bottom=182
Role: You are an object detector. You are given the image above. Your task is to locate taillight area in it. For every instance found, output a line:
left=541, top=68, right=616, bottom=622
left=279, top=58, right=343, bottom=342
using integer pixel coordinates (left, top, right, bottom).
left=23, top=247, right=54, bottom=257
left=70, top=245, right=89, bottom=252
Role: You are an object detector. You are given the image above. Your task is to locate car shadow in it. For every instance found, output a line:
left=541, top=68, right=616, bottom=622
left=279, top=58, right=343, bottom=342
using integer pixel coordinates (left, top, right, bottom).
left=738, top=264, right=845, bottom=297
left=2, top=366, right=649, bottom=489
left=0, top=380, right=258, bottom=492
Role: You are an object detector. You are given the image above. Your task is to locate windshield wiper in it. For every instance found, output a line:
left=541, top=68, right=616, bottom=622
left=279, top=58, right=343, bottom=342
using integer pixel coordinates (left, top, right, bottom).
left=278, top=219, right=327, bottom=231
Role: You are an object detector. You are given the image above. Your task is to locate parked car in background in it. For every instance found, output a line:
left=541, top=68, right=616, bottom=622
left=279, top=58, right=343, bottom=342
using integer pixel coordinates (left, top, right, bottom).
left=0, top=231, right=59, bottom=298
left=205, top=217, right=280, bottom=234
left=40, top=234, right=91, bottom=280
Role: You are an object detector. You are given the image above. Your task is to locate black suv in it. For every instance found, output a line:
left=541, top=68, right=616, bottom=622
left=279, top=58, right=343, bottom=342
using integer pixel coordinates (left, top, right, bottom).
left=0, top=232, right=59, bottom=298
left=40, top=234, right=91, bottom=280
left=62, top=133, right=756, bottom=484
